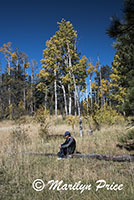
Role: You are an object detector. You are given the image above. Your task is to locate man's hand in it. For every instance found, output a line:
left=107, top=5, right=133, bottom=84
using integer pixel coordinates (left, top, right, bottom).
left=58, top=144, right=61, bottom=149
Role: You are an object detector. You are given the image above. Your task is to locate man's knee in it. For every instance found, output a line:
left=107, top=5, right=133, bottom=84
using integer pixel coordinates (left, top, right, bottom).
left=57, top=148, right=67, bottom=158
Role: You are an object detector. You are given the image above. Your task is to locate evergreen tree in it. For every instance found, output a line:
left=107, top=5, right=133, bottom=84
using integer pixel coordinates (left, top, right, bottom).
left=107, top=0, right=134, bottom=115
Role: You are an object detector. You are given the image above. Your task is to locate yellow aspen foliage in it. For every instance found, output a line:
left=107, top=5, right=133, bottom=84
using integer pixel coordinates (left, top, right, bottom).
left=0, top=42, right=13, bottom=62
left=110, top=53, right=127, bottom=105
left=18, top=100, right=25, bottom=110
left=91, top=82, right=98, bottom=90
left=36, top=83, right=48, bottom=93
left=66, top=115, right=79, bottom=130
left=110, top=73, right=120, bottom=81
left=61, top=74, right=72, bottom=84
left=93, top=104, right=124, bottom=125
left=87, top=62, right=97, bottom=75
left=24, top=73, right=28, bottom=77
left=11, top=52, right=17, bottom=61
left=24, top=62, right=30, bottom=68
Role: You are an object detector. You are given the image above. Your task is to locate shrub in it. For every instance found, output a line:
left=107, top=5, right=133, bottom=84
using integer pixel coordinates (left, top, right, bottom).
left=66, top=115, right=79, bottom=130
left=34, top=106, right=50, bottom=141
left=93, top=104, right=125, bottom=125
left=35, top=106, right=49, bottom=124
left=118, top=129, right=134, bottom=144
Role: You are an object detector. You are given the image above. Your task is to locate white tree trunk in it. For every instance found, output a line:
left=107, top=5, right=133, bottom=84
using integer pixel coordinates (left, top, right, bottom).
left=94, top=90, right=97, bottom=104
left=61, top=83, right=68, bottom=116
left=86, top=87, right=88, bottom=115
left=74, top=91, right=77, bottom=116
left=8, top=62, right=11, bottom=106
left=67, top=42, right=83, bottom=137
left=16, top=60, right=19, bottom=71
left=23, top=88, right=26, bottom=109
left=22, top=61, right=26, bottom=110
left=54, top=70, right=57, bottom=117
left=31, top=64, right=34, bottom=114
left=99, top=66, right=103, bottom=108
left=73, top=74, right=83, bottom=137
left=98, top=57, right=103, bottom=107
left=89, top=75, right=93, bottom=110
left=68, top=84, right=72, bottom=115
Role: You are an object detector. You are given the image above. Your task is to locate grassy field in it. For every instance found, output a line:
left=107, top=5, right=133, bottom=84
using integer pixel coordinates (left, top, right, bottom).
left=0, top=116, right=134, bottom=200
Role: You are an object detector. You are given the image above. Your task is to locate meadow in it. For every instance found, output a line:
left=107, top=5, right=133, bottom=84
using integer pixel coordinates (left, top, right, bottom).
left=0, top=116, right=134, bottom=200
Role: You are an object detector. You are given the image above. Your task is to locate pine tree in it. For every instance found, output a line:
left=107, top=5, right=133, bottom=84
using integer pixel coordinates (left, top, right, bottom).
left=107, top=0, right=134, bottom=115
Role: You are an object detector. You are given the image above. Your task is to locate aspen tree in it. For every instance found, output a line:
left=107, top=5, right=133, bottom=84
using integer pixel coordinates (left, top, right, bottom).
left=87, top=60, right=97, bottom=110
left=39, top=19, right=87, bottom=136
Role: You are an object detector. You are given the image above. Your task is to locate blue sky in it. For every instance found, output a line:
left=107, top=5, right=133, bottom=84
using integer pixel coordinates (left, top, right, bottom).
left=0, top=0, right=124, bottom=72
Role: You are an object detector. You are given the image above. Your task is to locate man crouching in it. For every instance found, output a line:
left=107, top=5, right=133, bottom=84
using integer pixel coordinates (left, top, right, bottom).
left=57, top=131, right=76, bottom=159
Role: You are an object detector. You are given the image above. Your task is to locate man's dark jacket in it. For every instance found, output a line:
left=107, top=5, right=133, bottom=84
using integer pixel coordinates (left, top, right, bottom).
left=61, top=136, right=76, bottom=154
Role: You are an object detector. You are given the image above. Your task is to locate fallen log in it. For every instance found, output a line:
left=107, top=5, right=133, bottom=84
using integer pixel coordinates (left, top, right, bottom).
left=21, top=152, right=134, bottom=162
left=71, top=154, right=134, bottom=162
left=23, top=152, right=58, bottom=157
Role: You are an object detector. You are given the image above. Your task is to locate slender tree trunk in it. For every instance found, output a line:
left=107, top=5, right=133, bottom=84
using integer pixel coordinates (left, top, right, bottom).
left=74, top=91, right=77, bottom=116
left=23, top=63, right=26, bottom=110
left=89, top=75, right=93, bottom=110
left=100, top=67, right=103, bottom=108
left=94, top=90, right=97, bottom=104
left=7, top=62, right=13, bottom=120
left=31, top=63, right=34, bottom=115
left=73, top=74, right=83, bottom=136
left=86, top=87, right=89, bottom=115
left=54, top=70, right=57, bottom=117
left=8, top=62, right=11, bottom=106
left=61, top=83, right=68, bottom=116
left=109, top=100, right=112, bottom=109
left=0, top=61, right=2, bottom=85
left=31, top=87, right=33, bottom=114
left=104, top=97, right=106, bottom=105
left=44, top=90, right=47, bottom=110
left=0, top=61, right=2, bottom=119
left=68, top=84, right=72, bottom=115
left=16, top=60, right=19, bottom=71
left=67, top=42, right=83, bottom=136
left=98, top=57, right=103, bottom=108
left=23, top=88, right=26, bottom=110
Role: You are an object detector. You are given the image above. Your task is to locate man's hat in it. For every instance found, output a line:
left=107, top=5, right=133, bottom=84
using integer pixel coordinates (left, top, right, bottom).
left=64, top=131, right=71, bottom=137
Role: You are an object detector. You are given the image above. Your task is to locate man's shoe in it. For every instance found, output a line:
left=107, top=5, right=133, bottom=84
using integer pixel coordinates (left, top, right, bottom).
left=57, top=157, right=64, bottom=160
left=67, top=155, right=72, bottom=158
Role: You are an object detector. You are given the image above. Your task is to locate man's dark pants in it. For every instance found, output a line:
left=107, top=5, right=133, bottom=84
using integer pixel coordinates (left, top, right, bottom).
left=57, top=147, right=72, bottom=158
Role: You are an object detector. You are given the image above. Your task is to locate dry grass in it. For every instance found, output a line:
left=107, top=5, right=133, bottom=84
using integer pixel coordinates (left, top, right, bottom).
left=0, top=116, right=134, bottom=200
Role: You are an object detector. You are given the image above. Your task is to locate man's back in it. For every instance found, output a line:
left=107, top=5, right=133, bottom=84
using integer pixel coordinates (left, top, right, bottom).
left=61, top=136, right=76, bottom=154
